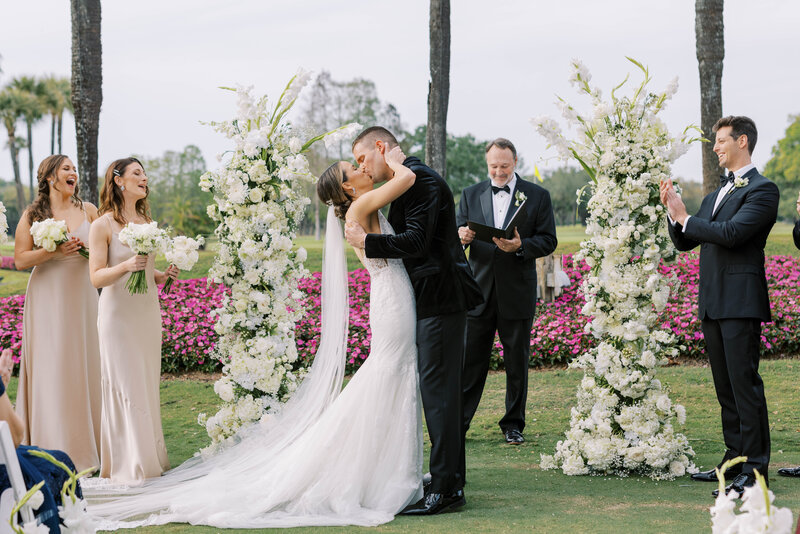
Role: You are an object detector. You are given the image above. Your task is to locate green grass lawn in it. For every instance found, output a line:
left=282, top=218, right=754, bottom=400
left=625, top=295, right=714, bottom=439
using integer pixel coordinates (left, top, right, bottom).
left=8, top=361, right=800, bottom=533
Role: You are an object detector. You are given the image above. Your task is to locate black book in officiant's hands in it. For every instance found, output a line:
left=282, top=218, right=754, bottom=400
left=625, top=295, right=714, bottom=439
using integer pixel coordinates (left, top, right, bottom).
left=467, top=200, right=528, bottom=243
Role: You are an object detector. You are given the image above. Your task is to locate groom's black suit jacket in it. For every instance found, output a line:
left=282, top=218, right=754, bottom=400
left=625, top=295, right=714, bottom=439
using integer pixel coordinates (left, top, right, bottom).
left=364, top=156, right=483, bottom=319
left=668, top=168, right=779, bottom=322
left=456, top=175, right=557, bottom=319
left=794, top=220, right=800, bottom=250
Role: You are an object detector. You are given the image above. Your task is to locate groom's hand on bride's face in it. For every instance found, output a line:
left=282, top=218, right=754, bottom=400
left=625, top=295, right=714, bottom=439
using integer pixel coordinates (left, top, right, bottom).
left=345, top=221, right=367, bottom=249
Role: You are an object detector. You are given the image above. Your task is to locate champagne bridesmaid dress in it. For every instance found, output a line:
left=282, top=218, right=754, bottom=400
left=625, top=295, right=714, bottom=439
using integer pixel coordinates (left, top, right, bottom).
left=16, top=212, right=102, bottom=472
left=96, top=215, right=169, bottom=484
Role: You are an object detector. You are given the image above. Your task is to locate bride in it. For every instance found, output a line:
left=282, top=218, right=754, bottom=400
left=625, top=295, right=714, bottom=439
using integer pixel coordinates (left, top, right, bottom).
left=86, top=147, right=423, bottom=528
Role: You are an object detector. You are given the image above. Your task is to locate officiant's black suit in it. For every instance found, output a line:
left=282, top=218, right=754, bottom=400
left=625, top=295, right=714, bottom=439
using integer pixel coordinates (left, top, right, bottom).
left=364, top=156, right=483, bottom=494
left=668, top=167, right=779, bottom=477
left=456, top=176, right=557, bottom=444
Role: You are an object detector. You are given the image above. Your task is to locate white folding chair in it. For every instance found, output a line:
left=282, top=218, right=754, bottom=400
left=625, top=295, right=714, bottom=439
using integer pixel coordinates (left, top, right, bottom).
left=0, top=422, right=35, bottom=533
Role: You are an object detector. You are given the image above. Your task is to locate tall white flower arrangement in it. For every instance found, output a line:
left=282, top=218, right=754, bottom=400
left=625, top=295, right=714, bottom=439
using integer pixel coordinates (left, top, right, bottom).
left=532, top=58, right=701, bottom=479
left=198, top=70, right=360, bottom=448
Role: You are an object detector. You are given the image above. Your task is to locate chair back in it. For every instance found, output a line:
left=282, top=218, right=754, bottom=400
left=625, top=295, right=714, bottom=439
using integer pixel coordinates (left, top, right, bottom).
left=0, top=422, right=35, bottom=532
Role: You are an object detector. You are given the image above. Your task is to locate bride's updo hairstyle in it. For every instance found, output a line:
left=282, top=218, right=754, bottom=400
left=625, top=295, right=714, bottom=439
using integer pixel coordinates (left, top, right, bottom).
left=317, top=162, right=353, bottom=220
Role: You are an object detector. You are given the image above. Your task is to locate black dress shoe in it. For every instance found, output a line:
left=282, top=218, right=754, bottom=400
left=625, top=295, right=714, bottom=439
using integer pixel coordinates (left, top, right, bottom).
left=777, top=466, right=800, bottom=477
left=691, top=463, right=742, bottom=483
left=399, top=489, right=466, bottom=515
left=711, top=473, right=760, bottom=498
left=504, top=429, right=524, bottom=444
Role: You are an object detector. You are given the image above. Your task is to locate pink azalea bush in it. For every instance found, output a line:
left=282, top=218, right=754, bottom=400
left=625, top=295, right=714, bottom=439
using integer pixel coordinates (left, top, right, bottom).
left=158, top=278, right=228, bottom=372
left=295, top=253, right=800, bottom=372
left=0, top=254, right=798, bottom=372
left=0, top=257, right=17, bottom=270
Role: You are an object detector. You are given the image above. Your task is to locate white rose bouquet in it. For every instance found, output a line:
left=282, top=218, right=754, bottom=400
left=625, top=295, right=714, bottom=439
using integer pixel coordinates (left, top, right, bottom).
left=117, top=221, right=168, bottom=295
left=30, top=218, right=89, bottom=259
left=162, top=235, right=205, bottom=293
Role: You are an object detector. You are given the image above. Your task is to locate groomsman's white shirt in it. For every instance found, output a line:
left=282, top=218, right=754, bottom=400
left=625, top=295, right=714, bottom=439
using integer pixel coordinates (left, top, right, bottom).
left=491, top=174, right=517, bottom=229
left=673, top=163, right=756, bottom=231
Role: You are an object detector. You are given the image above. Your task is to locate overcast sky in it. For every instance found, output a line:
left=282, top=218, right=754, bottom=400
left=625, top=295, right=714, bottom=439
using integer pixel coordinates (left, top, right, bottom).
left=0, top=0, right=798, bottom=186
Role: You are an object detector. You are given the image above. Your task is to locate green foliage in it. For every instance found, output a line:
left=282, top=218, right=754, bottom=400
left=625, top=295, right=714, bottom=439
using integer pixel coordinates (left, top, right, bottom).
left=297, top=71, right=404, bottom=236
left=403, top=125, right=487, bottom=197
left=535, top=167, right=591, bottom=225
left=765, top=114, right=800, bottom=221
left=137, top=145, right=215, bottom=237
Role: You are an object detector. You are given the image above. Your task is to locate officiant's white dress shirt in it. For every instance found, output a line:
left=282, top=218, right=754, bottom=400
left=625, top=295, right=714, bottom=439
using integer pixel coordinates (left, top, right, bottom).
left=491, top=174, right=517, bottom=229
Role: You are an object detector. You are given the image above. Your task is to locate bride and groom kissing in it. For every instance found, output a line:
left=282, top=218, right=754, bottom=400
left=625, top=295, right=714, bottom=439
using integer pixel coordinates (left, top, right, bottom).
left=85, top=126, right=485, bottom=528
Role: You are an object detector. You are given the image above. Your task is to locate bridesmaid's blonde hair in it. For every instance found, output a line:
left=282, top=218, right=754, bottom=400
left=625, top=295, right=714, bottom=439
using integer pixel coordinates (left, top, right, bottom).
left=99, top=158, right=152, bottom=226
left=27, top=154, right=84, bottom=224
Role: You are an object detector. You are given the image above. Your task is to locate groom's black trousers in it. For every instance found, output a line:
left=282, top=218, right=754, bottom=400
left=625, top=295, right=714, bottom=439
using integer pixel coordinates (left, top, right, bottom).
left=702, top=317, right=770, bottom=477
left=417, top=310, right=467, bottom=494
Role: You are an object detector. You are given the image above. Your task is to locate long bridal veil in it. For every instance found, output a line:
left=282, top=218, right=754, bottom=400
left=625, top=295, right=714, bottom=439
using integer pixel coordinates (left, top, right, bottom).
left=86, top=208, right=350, bottom=527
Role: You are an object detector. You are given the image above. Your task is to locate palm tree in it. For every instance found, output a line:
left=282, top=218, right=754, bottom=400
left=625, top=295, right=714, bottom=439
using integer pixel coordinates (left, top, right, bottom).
left=11, top=76, right=46, bottom=202
left=426, top=0, right=450, bottom=179
left=0, top=87, right=28, bottom=214
left=695, top=0, right=725, bottom=194
left=42, top=76, right=72, bottom=154
left=70, top=0, right=103, bottom=204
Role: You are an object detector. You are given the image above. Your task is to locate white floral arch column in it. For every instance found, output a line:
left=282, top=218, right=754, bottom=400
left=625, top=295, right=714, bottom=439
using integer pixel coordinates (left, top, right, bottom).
left=532, top=59, right=700, bottom=479
left=197, top=71, right=360, bottom=449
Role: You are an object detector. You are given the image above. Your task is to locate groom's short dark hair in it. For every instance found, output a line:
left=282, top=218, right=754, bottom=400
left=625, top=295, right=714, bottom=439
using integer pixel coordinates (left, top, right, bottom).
left=713, top=116, right=758, bottom=155
left=352, top=126, right=399, bottom=150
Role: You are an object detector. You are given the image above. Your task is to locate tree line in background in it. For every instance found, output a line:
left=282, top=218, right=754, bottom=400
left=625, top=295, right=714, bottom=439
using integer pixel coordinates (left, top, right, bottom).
left=0, top=66, right=795, bottom=238
left=0, top=72, right=72, bottom=216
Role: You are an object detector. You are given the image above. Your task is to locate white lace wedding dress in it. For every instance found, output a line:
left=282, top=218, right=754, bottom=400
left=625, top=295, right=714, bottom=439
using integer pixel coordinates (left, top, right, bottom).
left=85, top=211, right=423, bottom=529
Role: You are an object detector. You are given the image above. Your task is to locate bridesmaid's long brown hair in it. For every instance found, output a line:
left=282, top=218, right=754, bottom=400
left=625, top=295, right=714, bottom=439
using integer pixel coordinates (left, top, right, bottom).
left=99, top=158, right=152, bottom=226
left=27, top=154, right=84, bottom=225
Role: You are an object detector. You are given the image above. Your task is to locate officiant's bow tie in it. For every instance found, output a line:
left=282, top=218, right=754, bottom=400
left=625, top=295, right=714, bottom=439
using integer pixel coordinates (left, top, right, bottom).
left=491, top=184, right=511, bottom=195
left=719, top=171, right=736, bottom=187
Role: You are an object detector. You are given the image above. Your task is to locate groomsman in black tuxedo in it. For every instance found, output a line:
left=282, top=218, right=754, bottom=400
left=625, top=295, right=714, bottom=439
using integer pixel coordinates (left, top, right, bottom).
left=777, top=191, right=800, bottom=478
left=661, top=116, right=779, bottom=497
left=456, top=138, right=557, bottom=453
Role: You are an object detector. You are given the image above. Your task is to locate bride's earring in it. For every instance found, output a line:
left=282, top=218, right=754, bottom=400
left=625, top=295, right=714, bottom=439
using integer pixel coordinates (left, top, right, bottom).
left=120, top=184, right=125, bottom=191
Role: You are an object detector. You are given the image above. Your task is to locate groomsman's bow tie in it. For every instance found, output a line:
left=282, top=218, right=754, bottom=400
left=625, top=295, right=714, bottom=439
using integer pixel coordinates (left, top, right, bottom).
left=719, top=171, right=736, bottom=187
left=491, top=184, right=511, bottom=194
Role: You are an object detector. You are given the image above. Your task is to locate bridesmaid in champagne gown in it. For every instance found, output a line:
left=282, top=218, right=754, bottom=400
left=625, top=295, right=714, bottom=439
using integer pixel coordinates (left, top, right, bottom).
left=13, top=155, right=102, bottom=473
left=88, top=157, right=177, bottom=484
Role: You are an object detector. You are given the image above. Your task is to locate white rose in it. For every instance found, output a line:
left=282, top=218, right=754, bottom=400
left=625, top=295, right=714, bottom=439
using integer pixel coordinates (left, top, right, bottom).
left=248, top=188, right=265, bottom=203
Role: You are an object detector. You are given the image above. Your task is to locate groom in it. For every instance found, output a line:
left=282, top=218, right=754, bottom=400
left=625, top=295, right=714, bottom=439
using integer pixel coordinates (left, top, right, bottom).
left=661, top=115, right=778, bottom=497
left=345, top=126, right=483, bottom=515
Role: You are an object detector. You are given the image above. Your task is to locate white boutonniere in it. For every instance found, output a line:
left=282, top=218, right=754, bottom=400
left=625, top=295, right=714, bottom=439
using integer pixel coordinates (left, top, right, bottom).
left=515, top=191, right=527, bottom=206
left=730, top=176, right=749, bottom=193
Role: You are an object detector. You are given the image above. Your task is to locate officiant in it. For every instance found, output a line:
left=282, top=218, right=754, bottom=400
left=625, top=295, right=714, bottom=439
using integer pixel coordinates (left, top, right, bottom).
left=456, top=138, right=557, bottom=450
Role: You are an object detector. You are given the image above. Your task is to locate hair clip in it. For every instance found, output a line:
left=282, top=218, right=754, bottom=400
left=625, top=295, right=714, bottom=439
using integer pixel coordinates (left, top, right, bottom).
left=112, top=169, right=120, bottom=176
